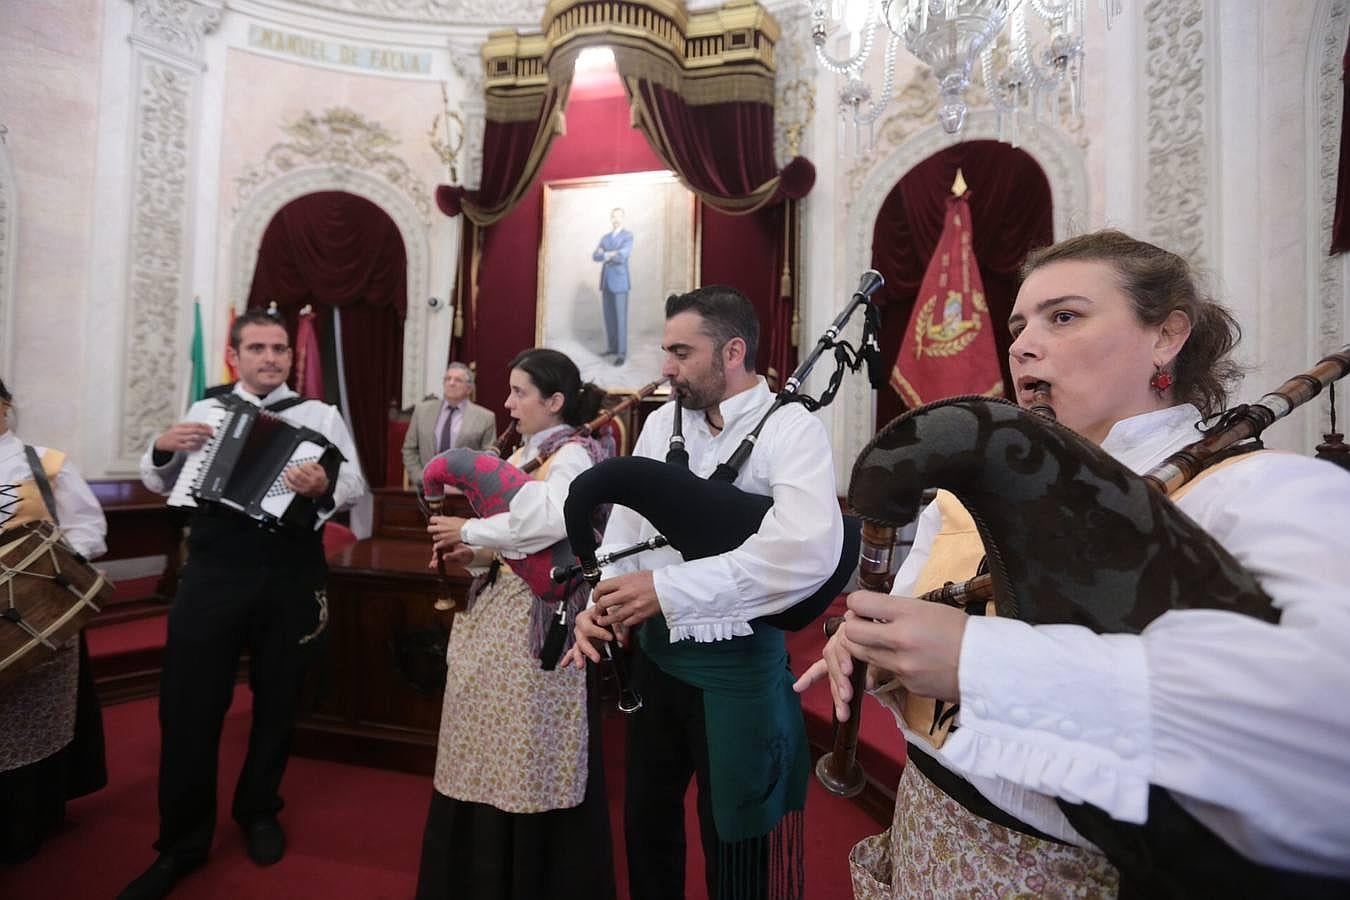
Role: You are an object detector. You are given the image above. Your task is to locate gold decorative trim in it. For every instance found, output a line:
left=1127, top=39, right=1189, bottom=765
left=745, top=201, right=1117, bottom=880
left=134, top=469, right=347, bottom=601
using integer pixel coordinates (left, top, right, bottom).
left=778, top=79, right=815, bottom=159
left=485, top=88, right=553, bottom=123
left=627, top=77, right=780, bottom=212
left=483, top=0, right=779, bottom=109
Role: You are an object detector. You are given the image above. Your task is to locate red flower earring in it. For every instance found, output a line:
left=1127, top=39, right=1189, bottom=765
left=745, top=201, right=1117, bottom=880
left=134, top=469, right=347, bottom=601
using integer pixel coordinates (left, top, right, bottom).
left=1149, top=365, right=1174, bottom=395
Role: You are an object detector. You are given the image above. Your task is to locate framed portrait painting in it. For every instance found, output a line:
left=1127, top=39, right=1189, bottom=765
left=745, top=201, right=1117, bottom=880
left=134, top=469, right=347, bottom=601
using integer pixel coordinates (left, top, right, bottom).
left=537, top=170, right=699, bottom=391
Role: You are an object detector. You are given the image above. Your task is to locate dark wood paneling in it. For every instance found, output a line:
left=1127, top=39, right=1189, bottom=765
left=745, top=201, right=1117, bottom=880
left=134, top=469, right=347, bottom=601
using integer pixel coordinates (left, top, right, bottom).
left=294, top=534, right=472, bottom=775
left=371, top=487, right=472, bottom=541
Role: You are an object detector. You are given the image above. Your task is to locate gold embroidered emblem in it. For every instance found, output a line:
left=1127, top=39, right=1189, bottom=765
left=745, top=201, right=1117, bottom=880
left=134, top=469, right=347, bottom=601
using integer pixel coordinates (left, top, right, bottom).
left=910, top=289, right=987, bottom=359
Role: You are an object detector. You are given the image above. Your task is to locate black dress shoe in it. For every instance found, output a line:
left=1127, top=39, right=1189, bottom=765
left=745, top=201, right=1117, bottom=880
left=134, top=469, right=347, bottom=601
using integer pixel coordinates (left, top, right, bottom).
left=117, top=855, right=199, bottom=900
left=245, top=815, right=286, bottom=866
left=613, top=355, right=625, bottom=366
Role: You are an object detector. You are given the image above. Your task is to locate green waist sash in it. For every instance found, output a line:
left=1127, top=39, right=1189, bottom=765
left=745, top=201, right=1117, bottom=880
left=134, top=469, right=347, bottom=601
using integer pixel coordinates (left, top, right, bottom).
left=641, top=616, right=809, bottom=842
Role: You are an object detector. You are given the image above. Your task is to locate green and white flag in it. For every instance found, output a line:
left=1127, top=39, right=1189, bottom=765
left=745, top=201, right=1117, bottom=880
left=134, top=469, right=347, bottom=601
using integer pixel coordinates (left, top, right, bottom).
left=188, top=298, right=207, bottom=408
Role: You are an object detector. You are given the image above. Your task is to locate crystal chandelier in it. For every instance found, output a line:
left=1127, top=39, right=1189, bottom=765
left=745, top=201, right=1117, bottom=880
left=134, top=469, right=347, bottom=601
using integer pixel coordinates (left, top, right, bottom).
left=809, top=0, right=1122, bottom=150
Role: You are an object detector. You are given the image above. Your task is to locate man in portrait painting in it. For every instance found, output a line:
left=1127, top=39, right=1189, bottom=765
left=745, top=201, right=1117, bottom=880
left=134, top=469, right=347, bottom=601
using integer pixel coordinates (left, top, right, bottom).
left=592, top=207, right=634, bottom=365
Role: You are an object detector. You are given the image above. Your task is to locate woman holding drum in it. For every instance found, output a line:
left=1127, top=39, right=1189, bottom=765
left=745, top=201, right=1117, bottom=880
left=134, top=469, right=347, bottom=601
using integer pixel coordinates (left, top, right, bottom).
left=0, top=377, right=108, bottom=862
left=796, top=231, right=1350, bottom=896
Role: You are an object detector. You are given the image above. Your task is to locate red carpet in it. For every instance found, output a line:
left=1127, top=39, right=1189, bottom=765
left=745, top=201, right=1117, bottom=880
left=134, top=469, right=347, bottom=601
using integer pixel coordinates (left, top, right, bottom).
left=1, top=685, right=881, bottom=899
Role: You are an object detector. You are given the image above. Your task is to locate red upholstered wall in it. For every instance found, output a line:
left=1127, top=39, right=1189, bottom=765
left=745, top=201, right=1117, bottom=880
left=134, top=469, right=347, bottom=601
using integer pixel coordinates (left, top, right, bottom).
left=472, top=86, right=665, bottom=424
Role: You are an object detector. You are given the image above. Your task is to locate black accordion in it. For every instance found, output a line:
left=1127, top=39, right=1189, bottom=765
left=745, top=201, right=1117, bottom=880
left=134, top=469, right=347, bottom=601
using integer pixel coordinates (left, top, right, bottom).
left=167, top=395, right=344, bottom=530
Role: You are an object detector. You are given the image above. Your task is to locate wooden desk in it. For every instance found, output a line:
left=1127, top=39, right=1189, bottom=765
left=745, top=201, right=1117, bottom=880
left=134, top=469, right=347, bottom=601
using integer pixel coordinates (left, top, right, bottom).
left=294, top=510, right=473, bottom=775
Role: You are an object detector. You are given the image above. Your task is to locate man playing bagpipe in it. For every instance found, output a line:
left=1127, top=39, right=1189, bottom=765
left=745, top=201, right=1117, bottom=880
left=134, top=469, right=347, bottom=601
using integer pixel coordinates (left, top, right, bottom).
left=566, top=285, right=844, bottom=900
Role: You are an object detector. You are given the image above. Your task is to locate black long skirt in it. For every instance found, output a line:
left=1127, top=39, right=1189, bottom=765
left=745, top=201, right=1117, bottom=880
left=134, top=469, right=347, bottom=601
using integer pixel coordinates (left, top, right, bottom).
left=415, top=668, right=616, bottom=900
left=0, top=634, right=108, bottom=863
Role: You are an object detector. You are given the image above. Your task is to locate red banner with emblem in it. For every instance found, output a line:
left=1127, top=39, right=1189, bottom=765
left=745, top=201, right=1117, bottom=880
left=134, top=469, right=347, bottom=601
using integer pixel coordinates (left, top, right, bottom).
left=890, top=193, right=1005, bottom=407
left=220, top=303, right=237, bottom=384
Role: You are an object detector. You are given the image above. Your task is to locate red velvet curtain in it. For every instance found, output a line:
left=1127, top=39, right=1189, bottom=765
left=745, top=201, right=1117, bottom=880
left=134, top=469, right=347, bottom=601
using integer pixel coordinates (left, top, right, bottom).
left=435, top=83, right=572, bottom=227
left=246, top=191, right=406, bottom=487
left=1331, top=30, right=1350, bottom=254
left=448, top=68, right=807, bottom=406
left=467, top=88, right=670, bottom=432
left=449, top=218, right=480, bottom=373
left=620, top=76, right=809, bottom=380
left=871, top=141, right=1053, bottom=430
left=626, top=79, right=815, bottom=213
left=440, top=84, right=573, bottom=366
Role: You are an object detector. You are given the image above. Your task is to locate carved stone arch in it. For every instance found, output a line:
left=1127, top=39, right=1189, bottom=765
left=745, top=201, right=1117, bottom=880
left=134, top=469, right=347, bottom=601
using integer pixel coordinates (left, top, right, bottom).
left=0, top=136, right=16, bottom=382
left=848, top=111, right=1089, bottom=264
left=832, top=111, right=1090, bottom=479
left=231, top=166, right=431, bottom=407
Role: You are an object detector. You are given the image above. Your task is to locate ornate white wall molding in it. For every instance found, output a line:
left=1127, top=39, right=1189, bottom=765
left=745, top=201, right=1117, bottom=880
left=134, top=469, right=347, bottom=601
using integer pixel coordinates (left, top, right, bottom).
left=446, top=37, right=485, bottom=191
left=1141, top=0, right=1211, bottom=270
left=289, top=0, right=543, bottom=26
left=235, top=107, right=433, bottom=221
left=773, top=5, right=817, bottom=164
left=1306, top=0, right=1349, bottom=445
left=231, top=165, right=432, bottom=408
left=119, top=0, right=221, bottom=461
left=831, top=111, right=1090, bottom=482
left=131, top=0, right=223, bottom=58
left=0, top=131, right=15, bottom=383
left=284, top=0, right=770, bottom=26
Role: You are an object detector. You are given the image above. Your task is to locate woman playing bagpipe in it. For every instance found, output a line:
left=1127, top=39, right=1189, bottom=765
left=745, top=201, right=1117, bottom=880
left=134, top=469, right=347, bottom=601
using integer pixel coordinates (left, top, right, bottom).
left=415, top=348, right=616, bottom=900
left=794, top=231, right=1350, bottom=897
left=0, top=378, right=109, bottom=862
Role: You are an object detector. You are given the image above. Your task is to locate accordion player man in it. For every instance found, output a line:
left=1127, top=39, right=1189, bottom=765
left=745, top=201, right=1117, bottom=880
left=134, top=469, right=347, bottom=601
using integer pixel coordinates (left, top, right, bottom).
left=120, top=310, right=366, bottom=900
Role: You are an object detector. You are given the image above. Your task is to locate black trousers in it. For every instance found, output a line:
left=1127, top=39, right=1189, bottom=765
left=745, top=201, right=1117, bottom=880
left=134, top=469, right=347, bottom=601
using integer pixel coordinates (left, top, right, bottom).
left=624, top=649, right=767, bottom=900
left=153, top=513, right=327, bottom=864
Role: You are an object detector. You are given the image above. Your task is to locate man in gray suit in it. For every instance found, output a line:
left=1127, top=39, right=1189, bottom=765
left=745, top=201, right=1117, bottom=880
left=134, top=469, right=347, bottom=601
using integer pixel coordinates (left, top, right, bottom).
left=402, top=362, right=497, bottom=488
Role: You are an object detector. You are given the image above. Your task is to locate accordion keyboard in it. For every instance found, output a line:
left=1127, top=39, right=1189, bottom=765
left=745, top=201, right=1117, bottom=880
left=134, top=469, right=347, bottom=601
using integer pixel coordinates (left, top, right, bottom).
left=166, top=402, right=233, bottom=509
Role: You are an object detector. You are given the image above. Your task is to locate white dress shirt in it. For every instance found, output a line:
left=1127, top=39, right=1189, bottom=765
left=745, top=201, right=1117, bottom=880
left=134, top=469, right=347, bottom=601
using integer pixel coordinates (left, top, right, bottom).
left=889, top=403, right=1350, bottom=877
left=0, top=432, right=107, bottom=559
left=139, top=383, right=367, bottom=525
left=458, top=424, right=592, bottom=559
left=599, top=378, right=844, bottom=643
